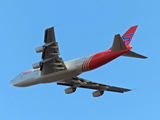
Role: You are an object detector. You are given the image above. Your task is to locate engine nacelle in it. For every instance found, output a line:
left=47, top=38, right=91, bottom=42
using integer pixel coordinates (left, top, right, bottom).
left=32, top=62, right=41, bottom=69
left=92, top=91, right=104, bottom=97
left=65, top=87, right=76, bottom=94
left=35, top=46, right=45, bottom=53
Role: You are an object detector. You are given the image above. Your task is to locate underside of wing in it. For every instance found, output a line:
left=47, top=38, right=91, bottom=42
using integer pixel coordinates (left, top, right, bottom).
left=32, top=27, right=67, bottom=75
left=57, top=77, right=131, bottom=97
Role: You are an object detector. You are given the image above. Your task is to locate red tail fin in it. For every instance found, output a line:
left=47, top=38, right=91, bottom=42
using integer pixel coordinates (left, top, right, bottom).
left=122, top=25, right=138, bottom=46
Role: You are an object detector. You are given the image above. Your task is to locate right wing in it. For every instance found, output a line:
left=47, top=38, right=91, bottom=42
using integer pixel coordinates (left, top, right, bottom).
left=57, top=77, right=131, bottom=93
left=33, top=27, right=67, bottom=75
left=41, top=27, right=67, bottom=75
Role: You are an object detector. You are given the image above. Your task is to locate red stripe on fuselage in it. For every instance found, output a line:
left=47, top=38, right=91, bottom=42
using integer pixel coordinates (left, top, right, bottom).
left=88, top=48, right=131, bottom=70
left=82, top=46, right=131, bottom=72
left=82, top=55, right=93, bottom=72
left=85, top=55, right=93, bottom=71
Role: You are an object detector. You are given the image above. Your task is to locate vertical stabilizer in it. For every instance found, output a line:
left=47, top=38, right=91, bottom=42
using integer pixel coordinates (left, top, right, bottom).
left=122, top=25, right=138, bottom=46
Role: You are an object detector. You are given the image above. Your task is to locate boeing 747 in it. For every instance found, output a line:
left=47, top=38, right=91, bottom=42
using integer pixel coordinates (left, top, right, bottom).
left=10, top=26, right=147, bottom=97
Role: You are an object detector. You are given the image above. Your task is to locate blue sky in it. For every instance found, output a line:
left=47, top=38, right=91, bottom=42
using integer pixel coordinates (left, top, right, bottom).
left=1, top=0, right=159, bottom=120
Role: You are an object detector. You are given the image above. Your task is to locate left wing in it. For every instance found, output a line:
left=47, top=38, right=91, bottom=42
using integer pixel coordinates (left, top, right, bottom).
left=57, top=77, right=131, bottom=97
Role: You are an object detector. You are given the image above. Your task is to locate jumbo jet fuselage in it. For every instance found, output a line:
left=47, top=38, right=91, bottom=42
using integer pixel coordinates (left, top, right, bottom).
left=10, top=46, right=132, bottom=87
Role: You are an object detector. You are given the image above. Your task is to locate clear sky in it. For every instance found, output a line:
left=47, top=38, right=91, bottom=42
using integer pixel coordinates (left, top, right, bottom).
left=1, top=0, right=159, bottom=120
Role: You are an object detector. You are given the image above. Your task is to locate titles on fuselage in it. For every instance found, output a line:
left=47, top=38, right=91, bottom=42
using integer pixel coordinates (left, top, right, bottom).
left=23, top=69, right=39, bottom=75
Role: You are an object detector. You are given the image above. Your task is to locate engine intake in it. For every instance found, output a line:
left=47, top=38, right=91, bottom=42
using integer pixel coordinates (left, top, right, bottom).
left=35, top=46, right=45, bottom=53
left=32, top=62, right=41, bottom=69
left=92, top=91, right=104, bottom=97
left=65, top=87, right=76, bottom=94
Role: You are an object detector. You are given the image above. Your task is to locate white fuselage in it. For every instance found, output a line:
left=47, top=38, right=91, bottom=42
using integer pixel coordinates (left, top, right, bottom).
left=10, top=55, right=92, bottom=87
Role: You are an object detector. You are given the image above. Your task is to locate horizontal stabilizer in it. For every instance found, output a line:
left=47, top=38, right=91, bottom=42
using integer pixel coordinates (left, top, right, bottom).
left=111, top=34, right=127, bottom=52
left=122, top=51, right=147, bottom=59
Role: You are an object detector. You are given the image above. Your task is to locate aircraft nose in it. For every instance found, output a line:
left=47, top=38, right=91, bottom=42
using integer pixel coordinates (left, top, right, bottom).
left=10, top=79, right=15, bottom=86
left=10, top=78, right=19, bottom=86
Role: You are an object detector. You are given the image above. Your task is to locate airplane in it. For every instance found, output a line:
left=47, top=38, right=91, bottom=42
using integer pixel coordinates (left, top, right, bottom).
left=10, top=25, right=147, bottom=97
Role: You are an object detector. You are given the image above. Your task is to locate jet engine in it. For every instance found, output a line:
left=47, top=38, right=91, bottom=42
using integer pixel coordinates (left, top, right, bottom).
left=32, top=62, right=41, bottom=69
left=35, top=46, right=45, bottom=53
left=65, top=87, right=76, bottom=94
left=92, top=91, right=104, bottom=97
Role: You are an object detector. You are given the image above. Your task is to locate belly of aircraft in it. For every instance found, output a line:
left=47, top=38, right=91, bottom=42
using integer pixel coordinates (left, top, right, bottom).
left=39, top=68, right=79, bottom=83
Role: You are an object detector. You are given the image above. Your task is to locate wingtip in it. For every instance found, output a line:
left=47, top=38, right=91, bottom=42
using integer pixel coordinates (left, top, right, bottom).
left=123, top=88, right=132, bottom=92
left=126, top=89, right=132, bottom=92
